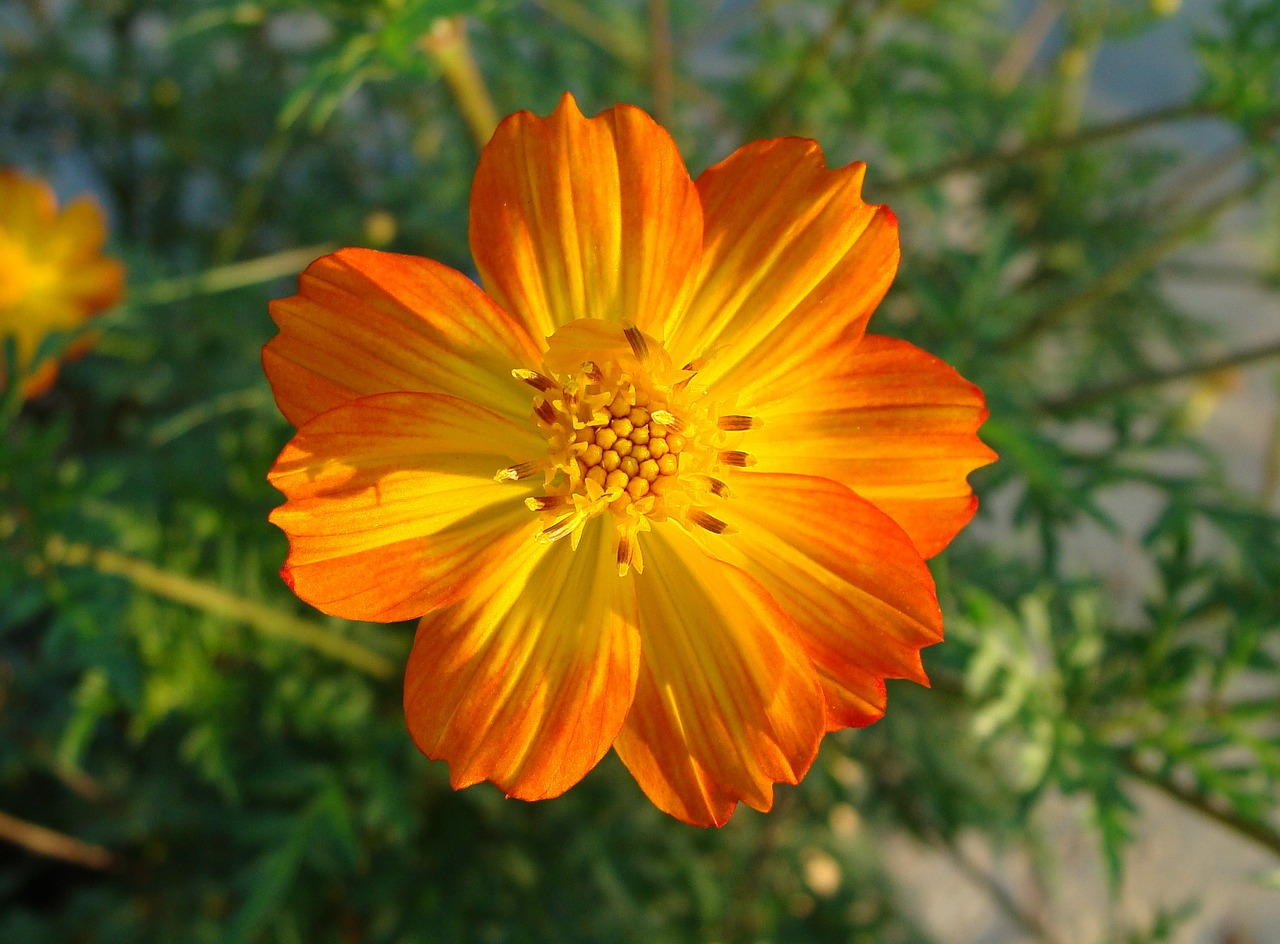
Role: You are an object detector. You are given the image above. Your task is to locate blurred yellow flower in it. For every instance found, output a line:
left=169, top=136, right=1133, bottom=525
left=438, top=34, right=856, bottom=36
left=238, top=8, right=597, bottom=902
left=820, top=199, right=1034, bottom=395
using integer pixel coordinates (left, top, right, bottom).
left=0, top=169, right=124, bottom=398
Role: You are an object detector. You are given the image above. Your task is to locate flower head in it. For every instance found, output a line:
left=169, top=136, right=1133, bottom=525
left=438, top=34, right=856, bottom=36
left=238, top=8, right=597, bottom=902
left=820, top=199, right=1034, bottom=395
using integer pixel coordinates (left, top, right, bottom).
left=265, top=94, right=995, bottom=826
left=0, top=169, right=124, bottom=398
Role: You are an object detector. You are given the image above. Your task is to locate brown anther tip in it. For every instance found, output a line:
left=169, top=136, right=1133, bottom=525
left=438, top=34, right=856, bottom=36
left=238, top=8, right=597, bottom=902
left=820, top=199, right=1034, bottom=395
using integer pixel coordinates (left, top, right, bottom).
left=623, top=324, right=650, bottom=361
left=705, top=477, right=731, bottom=498
left=495, top=459, right=544, bottom=483
left=512, top=368, right=557, bottom=391
left=688, top=508, right=734, bottom=535
left=533, top=399, right=557, bottom=424
left=718, top=450, right=757, bottom=468
left=717, top=414, right=761, bottom=431
left=525, top=495, right=567, bottom=512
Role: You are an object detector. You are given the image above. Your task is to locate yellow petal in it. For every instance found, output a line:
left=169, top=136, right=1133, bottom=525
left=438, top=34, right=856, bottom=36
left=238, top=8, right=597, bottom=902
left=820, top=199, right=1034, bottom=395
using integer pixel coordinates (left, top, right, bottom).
left=264, top=248, right=542, bottom=427
left=268, top=392, right=544, bottom=621
left=744, top=335, right=996, bottom=557
left=469, top=92, right=702, bottom=346
left=405, top=515, right=640, bottom=800
left=711, top=472, right=944, bottom=730
left=614, top=526, right=825, bottom=827
left=668, top=138, right=897, bottom=403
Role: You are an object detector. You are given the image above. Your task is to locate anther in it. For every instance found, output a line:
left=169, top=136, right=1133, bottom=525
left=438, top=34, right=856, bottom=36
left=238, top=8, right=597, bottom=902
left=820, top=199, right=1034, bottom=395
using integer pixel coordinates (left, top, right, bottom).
left=539, top=515, right=578, bottom=543
left=495, top=459, right=546, bottom=482
left=704, top=477, right=731, bottom=498
left=525, top=495, right=568, bottom=512
left=533, top=399, right=557, bottom=425
left=512, top=368, right=557, bottom=391
left=581, top=361, right=604, bottom=382
left=717, top=414, right=761, bottom=431
left=688, top=508, right=735, bottom=535
left=718, top=450, right=757, bottom=468
left=617, top=534, right=634, bottom=576
left=650, top=410, right=687, bottom=433
left=623, top=324, right=649, bottom=362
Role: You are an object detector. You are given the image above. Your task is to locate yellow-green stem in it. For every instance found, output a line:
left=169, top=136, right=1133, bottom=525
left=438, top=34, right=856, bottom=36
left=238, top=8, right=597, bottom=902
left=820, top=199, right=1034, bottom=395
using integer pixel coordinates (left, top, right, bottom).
left=134, top=244, right=332, bottom=306
left=44, top=538, right=397, bottom=679
left=423, top=17, right=500, bottom=150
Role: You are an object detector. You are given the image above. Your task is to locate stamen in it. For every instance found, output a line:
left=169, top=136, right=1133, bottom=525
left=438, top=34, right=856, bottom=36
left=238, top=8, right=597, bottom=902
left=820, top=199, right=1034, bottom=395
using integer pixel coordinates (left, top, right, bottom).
left=512, top=368, right=557, bottom=391
left=581, top=361, right=604, bottom=382
left=623, top=324, right=649, bottom=362
left=718, top=450, right=757, bottom=468
left=616, top=534, right=634, bottom=577
left=717, top=414, right=761, bottom=431
left=495, top=459, right=546, bottom=483
left=533, top=399, right=557, bottom=425
left=688, top=508, right=736, bottom=535
left=539, top=514, right=578, bottom=543
left=703, top=477, right=731, bottom=498
left=525, top=495, right=568, bottom=512
left=650, top=410, right=687, bottom=433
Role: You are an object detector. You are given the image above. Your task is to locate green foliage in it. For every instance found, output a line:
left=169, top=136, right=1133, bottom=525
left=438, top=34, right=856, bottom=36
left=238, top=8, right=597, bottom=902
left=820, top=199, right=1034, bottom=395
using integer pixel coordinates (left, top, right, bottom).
left=3, top=1, right=1279, bottom=942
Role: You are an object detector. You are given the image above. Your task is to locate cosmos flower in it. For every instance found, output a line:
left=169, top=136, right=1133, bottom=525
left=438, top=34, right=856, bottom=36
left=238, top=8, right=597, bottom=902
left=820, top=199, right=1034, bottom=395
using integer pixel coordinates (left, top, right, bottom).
left=0, top=169, right=124, bottom=398
left=264, top=94, right=994, bottom=826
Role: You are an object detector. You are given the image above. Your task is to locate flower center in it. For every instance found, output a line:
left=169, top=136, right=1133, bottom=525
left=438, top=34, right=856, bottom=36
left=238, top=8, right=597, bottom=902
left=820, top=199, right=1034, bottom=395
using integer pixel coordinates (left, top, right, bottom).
left=495, top=320, right=757, bottom=576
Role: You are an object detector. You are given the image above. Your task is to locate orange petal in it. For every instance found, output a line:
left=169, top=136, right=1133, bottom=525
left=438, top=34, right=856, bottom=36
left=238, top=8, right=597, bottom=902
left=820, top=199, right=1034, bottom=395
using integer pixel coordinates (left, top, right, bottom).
left=744, top=334, right=996, bottom=557
left=268, top=392, right=545, bottom=622
left=711, top=472, right=944, bottom=731
left=613, top=527, right=825, bottom=827
left=0, top=169, right=57, bottom=243
left=667, top=138, right=898, bottom=405
left=405, top=515, right=640, bottom=800
left=469, top=92, right=702, bottom=347
left=263, top=248, right=543, bottom=427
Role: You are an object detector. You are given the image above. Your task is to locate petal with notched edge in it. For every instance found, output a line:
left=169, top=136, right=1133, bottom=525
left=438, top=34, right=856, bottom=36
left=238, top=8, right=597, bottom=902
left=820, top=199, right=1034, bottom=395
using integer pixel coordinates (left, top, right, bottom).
left=613, top=526, right=825, bottom=827
left=469, top=93, right=702, bottom=346
left=712, top=472, right=944, bottom=730
left=263, top=248, right=542, bottom=428
left=405, top=515, right=640, bottom=801
left=268, top=392, right=544, bottom=622
left=666, top=138, right=897, bottom=404
left=743, top=335, right=996, bottom=558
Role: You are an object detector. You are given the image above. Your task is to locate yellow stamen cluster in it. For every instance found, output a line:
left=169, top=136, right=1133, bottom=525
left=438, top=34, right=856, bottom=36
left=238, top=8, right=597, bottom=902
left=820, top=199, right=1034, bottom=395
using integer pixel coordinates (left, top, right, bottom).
left=574, top=389, right=685, bottom=513
left=497, top=322, right=757, bottom=575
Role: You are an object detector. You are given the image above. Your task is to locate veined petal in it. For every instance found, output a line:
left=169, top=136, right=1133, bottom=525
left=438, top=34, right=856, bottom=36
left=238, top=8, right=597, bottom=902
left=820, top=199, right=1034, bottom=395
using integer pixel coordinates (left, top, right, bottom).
left=614, top=527, right=825, bottom=827
left=263, top=248, right=542, bottom=428
left=405, top=515, right=640, bottom=800
left=745, top=335, right=996, bottom=557
left=710, top=472, right=944, bottom=731
left=268, top=392, right=544, bottom=622
left=668, top=138, right=897, bottom=404
left=469, top=92, right=702, bottom=346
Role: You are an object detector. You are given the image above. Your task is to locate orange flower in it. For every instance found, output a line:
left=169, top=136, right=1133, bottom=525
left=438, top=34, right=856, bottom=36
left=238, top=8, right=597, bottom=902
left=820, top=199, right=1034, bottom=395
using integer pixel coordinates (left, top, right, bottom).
left=0, top=169, right=124, bottom=398
left=265, top=94, right=995, bottom=826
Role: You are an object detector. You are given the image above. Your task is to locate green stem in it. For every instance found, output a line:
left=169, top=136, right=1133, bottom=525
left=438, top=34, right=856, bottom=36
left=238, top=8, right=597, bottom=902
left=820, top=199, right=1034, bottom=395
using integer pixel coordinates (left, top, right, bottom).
left=753, top=0, right=861, bottom=135
left=997, top=174, right=1270, bottom=352
left=1038, top=335, right=1280, bottom=414
left=45, top=538, right=398, bottom=679
left=133, top=245, right=331, bottom=306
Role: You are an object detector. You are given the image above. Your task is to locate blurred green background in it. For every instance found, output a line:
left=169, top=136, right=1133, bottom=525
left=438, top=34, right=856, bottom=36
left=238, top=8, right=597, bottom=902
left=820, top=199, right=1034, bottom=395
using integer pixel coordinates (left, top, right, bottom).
left=2, top=1, right=1279, bottom=941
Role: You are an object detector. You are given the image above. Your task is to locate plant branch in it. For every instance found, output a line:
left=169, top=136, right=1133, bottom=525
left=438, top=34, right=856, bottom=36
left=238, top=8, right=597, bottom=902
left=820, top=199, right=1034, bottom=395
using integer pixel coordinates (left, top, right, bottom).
left=754, top=0, right=861, bottom=135
left=998, top=174, right=1270, bottom=352
left=647, top=0, right=674, bottom=128
left=937, top=837, right=1067, bottom=944
left=1038, top=335, right=1280, bottom=414
left=881, top=100, right=1219, bottom=194
left=422, top=16, right=500, bottom=150
left=1121, top=754, right=1280, bottom=860
left=134, top=245, right=331, bottom=306
left=43, top=538, right=399, bottom=679
left=0, top=809, right=114, bottom=870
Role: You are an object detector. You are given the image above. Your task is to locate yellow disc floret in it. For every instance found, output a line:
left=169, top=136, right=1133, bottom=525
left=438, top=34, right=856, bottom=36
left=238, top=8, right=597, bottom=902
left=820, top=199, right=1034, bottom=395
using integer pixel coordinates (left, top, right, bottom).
left=497, top=320, right=755, bottom=576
